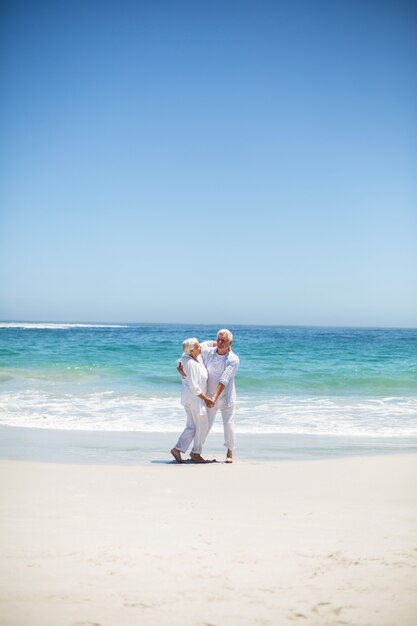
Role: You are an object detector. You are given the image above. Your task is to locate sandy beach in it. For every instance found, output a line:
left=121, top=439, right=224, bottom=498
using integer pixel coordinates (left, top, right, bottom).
left=1, top=453, right=416, bottom=626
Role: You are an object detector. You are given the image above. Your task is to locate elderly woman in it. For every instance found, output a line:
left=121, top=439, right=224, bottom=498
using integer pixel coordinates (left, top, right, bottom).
left=170, top=338, right=214, bottom=463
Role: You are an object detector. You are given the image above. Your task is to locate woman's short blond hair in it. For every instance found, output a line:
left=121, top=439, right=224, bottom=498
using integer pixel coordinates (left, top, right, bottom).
left=182, top=337, right=199, bottom=355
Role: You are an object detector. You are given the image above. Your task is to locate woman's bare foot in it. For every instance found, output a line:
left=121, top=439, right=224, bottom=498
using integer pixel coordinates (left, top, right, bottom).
left=225, top=449, right=233, bottom=463
left=170, top=448, right=184, bottom=463
left=190, top=452, right=207, bottom=463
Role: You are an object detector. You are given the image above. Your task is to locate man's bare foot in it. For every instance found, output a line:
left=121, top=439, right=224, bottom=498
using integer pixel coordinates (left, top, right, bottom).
left=190, top=452, right=207, bottom=463
left=225, top=449, right=233, bottom=463
left=170, top=448, right=184, bottom=463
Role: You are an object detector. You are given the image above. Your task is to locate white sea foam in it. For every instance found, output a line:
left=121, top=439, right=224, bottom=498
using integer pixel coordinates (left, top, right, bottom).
left=1, top=391, right=416, bottom=436
left=0, top=323, right=128, bottom=329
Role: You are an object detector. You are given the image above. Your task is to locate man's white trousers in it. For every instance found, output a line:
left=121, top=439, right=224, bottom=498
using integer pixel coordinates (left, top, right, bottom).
left=206, top=401, right=236, bottom=450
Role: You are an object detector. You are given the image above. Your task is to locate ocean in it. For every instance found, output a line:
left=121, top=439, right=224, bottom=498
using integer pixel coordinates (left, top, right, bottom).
left=1, top=322, right=416, bottom=440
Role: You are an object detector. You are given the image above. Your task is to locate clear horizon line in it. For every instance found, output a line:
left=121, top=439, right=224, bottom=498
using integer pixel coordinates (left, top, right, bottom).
left=1, top=319, right=416, bottom=331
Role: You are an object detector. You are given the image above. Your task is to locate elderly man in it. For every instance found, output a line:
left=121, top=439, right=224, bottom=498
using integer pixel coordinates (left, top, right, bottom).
left=178, top=329, right=239, bottom=463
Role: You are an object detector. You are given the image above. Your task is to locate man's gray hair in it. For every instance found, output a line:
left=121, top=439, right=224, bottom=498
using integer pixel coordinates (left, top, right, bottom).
left=182, top=337, right=199, bottom=355
left=217, top=328, right=233, bottom=342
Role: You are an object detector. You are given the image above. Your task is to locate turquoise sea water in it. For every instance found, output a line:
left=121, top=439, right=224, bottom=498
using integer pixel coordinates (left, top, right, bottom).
left=1, top=323, right=416, bottom=437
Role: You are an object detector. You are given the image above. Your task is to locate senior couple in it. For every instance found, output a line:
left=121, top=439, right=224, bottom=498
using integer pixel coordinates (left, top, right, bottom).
left=170, top=329, right=240, bottom=464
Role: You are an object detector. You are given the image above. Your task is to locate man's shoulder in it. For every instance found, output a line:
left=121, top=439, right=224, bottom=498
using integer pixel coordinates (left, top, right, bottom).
left=227, top=351, right=239, bottom=365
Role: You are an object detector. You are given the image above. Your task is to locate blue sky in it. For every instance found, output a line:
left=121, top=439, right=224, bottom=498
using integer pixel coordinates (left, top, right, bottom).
left=1, top=0, right=416, bottom=327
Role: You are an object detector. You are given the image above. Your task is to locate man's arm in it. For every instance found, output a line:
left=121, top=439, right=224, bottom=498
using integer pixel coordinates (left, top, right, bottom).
left=176, top=354, right=187, bottom=378
left=212, top=356, right=239, bottom=403
left=177, top=363, right=186, bottom=378
left=219, top=357, right=239, bottom=387
left=212, top=382, right=225, bottom=403
left=200, top=340, right=216, bottom=350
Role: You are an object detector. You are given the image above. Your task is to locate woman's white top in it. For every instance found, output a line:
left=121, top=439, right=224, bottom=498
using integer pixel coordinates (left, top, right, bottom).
left=180, top=355, right=208, bottom=415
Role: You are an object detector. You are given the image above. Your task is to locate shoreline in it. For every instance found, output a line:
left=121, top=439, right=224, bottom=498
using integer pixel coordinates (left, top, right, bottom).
left=1, top=424, right=416, bottom=465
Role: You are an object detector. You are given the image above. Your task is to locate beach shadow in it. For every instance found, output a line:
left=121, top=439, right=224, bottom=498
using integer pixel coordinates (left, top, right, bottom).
left=150, top=459, right=220, bottom=465
left=150, top=460, right=180, bottom=464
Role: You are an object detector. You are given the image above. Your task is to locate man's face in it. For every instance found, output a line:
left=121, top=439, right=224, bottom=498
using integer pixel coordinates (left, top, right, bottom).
left=216, top=333, right=231, bottom=354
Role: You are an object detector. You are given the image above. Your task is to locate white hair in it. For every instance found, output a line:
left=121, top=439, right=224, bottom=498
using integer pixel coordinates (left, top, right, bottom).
left=182, top=337, right=199, bottom=355
left=217, top=328, right=233, bottom=342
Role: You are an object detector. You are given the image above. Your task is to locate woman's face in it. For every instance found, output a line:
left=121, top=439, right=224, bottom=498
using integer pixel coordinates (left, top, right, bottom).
left=189, top=342, right=201, bottom=358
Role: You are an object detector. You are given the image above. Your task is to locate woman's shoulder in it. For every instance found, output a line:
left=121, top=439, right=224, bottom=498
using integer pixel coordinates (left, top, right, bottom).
left=186, top=355, right=204, bottom=369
